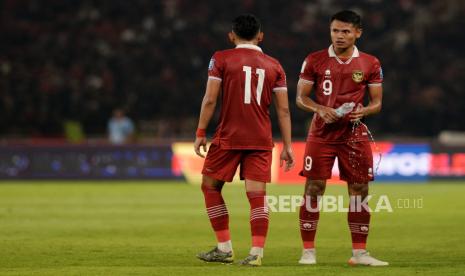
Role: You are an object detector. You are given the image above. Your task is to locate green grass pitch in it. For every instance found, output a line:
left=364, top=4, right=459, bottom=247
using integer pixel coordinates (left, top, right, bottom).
left=1, top=181, right=465, bottom=275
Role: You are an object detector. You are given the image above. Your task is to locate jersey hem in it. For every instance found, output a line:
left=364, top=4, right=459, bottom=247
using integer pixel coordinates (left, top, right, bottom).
left=208, top=76, right=222, bottom=81
left=299, top=78, right=314, bottom=84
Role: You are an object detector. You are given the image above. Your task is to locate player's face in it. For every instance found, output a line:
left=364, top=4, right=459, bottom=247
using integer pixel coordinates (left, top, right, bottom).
left=330, top=20, right=361, bottom=51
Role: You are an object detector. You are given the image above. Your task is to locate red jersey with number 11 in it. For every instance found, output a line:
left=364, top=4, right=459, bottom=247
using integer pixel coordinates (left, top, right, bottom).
left=300, top=45, right=383, bottom=143
left=207, top=44, right=287, bottom=150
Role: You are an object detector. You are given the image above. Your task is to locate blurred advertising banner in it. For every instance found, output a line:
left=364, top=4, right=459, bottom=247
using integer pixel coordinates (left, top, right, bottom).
left=172, top=142, right=465, bottom=184
left=1, top=142, right=464, bottom=181
left=0, top=145, right=180, bottom=179
left=430, top=144, right=465, bottom=179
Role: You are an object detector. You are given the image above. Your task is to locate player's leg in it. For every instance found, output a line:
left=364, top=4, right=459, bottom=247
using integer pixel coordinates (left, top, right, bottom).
left=339, top=141, right=388, bottom=266
left=346, top=181, right=387, bottom=266
left=238, top=150, right=272, bottom=266
left=238, top=179, right=267, bottom=266
left=197, top=144, right=241, bottom=263
left=347, top=181, right=371, bottom=251
left=200, top=176, right=230, bottom=248
left=298, top=178, right=326, bottom=264
left=298, top=141, right=336, bottom=264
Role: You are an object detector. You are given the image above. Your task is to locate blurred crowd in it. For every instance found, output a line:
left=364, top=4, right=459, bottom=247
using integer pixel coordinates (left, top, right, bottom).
left=0, top=0, right=464, bottom=139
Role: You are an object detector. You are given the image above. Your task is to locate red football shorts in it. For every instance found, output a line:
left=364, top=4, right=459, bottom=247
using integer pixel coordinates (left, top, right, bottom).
left=300, top=140, right=374, bottom=183
left=202, top=143, right=272, bottom=183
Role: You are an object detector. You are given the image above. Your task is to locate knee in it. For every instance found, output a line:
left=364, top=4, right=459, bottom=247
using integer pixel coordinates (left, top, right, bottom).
left=201, top=176, right=222, bottom=193
left=201, top=182, right=212, bottom=194
left=305, top=180, right=326, bottom=196
left=349, top=182, right=368, bottom=197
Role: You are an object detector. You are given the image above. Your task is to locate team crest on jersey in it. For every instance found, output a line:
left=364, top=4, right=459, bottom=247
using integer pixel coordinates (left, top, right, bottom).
left=208, top=58, right=215, bottom=71
left=352, top=70, right=364, bottom=83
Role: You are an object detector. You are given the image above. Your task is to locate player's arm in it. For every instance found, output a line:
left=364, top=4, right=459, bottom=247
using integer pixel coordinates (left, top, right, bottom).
left=296, top=79, right=339, bottom=123
left=273, top=91, right=295, bottom=171
left=194, top=79, right=221, bottom=158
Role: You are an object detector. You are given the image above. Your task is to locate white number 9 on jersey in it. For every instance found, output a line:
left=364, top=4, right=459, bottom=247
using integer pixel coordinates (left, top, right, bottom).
left=304, top=156, right=313, bottom=171
left=322, top=79, right=332, bottom=95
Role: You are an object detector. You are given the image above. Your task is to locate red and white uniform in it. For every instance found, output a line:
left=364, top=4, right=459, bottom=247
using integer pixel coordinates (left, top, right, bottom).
left=203, top=44, right=287, bottom=182
left=300, top=45, right=383, bottom=182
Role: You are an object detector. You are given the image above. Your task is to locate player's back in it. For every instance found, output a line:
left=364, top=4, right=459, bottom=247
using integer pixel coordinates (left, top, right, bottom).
left=208, top=44, right=287, bottom=150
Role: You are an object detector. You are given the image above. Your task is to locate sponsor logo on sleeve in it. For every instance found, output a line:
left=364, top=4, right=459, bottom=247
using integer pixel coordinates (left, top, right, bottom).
left=208, top=58, right=215, bottom=71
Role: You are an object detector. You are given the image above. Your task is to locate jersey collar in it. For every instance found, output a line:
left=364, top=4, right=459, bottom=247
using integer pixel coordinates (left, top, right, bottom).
left=236, top=44, right=263, bottom=52
left=328, top=45, right=359, bottom=64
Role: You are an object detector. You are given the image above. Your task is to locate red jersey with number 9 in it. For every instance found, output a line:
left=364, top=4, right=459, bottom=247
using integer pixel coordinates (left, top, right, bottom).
left=299, top=45, right=383, bottom=143
left=207, top=44, right=287, bottom=150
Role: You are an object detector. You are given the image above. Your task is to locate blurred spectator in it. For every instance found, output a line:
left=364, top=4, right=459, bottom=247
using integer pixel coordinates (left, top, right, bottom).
left=0, top=0, right=464, bottom=139
left=108, top=108, right=135, bottom=144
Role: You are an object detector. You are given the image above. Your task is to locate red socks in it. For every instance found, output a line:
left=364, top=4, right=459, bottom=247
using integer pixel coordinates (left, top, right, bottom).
left=201, top=184, right=230, bottom=242
left=299, top=194, right=371, bottom=250
left=202, top=186, right=269, bottom=250
left=299, top=195, right=319, bottom=249
left=247, top=191, right=269, bottom=248
left=348, top=197, right=371, bottom=249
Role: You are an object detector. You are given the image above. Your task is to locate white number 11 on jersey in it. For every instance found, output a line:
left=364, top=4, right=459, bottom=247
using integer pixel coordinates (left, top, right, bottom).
left=243, top=66, right=265, bottom=105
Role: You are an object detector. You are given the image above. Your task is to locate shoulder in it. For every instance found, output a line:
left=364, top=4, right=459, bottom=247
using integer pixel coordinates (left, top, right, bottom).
left=304, top=49, right=329, bottom=67
left=211, top=49, right=230, bottom=59
left=306, top=49, right=328, bottom=61
left=263, top=53, right=284, bottom=69
left=209, top=49, right=236, bottom=68
left=358, top=51, right=381, bottom=65
left=212, top=48, right=242, bottom=59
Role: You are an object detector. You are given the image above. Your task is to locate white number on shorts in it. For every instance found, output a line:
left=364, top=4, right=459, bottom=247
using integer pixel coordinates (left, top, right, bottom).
left=243, top=66, right=265, bottom=105
left=304, top=156, right=313, bottom=171
left=322, top=79, right=332, bottom=95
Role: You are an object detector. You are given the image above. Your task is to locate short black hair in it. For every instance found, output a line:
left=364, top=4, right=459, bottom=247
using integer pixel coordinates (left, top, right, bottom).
left=232, top=14, right=261, bottom=40
left=331, top=10, right=362, bottom=28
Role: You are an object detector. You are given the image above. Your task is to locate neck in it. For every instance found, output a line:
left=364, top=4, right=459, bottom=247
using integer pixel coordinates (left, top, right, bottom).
left=333, top=45, right=354, bottom=58
left=235, top=40, right=257, bottom=46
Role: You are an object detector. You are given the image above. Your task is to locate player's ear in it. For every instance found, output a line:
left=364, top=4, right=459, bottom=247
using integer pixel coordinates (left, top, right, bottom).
left=228, top=31, right=235, bottom=43
left=257, top=31, right=264, bottom=43
left=355, top=27, right=362, bottom=39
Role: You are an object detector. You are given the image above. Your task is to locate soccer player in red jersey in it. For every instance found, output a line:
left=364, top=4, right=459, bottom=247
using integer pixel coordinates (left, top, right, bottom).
left=194, top=14, right=294, bottom=266
left=296, top=10, right=388, bottom=266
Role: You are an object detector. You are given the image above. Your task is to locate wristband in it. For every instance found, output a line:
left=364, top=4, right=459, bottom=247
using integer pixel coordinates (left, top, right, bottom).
left=196, top=128, right=206, bottom=137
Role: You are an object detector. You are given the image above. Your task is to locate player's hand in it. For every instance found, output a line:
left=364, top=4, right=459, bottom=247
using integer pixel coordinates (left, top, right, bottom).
left=349, top=103, right=365, bottom=122
left=280, top=146, right=295, bottom=172
left=194, top=137, right=207, bottom=158
left=317, top=106, right=339, bottom=124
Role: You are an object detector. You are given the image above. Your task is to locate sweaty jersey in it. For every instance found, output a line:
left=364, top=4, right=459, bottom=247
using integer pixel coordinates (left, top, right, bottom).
left=300, top=45, right=383, bottom=143
left=207, top=44, right=287, bottom=150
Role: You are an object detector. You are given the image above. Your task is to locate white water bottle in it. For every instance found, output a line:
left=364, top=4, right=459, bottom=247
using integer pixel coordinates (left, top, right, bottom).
left=335, top=102, right=356, bottom=117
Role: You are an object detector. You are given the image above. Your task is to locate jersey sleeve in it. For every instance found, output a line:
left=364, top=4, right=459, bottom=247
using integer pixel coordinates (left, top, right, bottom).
left=299, top=55, right=315, bottom=84
left=207, top=52, right=224, bottom=81
left=367, top=58, right=383, bottom=86
left=273, top=63, right=287, bottom=92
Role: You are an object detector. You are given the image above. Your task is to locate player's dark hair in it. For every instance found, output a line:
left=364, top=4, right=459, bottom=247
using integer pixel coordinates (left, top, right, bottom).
left=331, top=10, right=362, bottom=28
left=232, top=14, right=261, bottom=40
